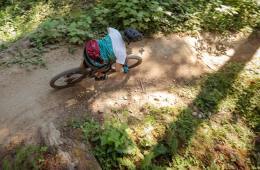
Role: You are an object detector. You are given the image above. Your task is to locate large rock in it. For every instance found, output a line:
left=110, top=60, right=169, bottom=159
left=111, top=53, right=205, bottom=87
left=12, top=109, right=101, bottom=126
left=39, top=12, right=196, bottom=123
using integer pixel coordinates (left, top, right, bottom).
left=39, top=122, right=101, bottom=170
left=40, top=122, right=63, bottom=150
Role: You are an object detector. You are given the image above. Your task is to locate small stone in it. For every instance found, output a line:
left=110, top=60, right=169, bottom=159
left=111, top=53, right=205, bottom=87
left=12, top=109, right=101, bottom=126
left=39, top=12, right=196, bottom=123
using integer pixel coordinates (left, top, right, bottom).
left=154, top=98, right=160, bottom=101
left=198, top=114, right=203, bottom=119
left=65, top=99, right=78, bottom=108
left=123, top=96, right=128, bottom=100
left=226, top=49, right=235, bottom=56
left=192, top=112, right=198, bottom=116
left=57, top=150, right=72, bottom=165
left=39, top=122, right=63, bottom=148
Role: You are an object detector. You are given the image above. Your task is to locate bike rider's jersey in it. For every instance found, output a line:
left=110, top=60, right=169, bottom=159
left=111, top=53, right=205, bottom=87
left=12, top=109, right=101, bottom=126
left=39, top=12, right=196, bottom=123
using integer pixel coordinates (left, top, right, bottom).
left=98, top=35, right=115, bottom=64
left=84, top=27, right=127, bottom=67
left=107, top=27, right=127, bottom=65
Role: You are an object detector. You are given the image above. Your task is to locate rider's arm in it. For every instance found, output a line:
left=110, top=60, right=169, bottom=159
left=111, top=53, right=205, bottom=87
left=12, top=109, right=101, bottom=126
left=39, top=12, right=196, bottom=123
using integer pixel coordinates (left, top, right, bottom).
left=114, top=62, right=125, bottom=81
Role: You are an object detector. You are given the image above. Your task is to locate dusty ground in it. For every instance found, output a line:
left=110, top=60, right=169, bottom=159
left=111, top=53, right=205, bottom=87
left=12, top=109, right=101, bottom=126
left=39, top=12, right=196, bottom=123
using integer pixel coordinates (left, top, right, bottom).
left=0, top=46, right=84, bottom=147
left=0, top=32, right=259, bottom=153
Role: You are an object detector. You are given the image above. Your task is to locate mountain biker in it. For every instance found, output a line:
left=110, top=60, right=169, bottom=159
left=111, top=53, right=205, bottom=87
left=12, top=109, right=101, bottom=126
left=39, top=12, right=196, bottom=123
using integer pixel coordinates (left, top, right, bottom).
left=80, top=27, right=143, bottom=81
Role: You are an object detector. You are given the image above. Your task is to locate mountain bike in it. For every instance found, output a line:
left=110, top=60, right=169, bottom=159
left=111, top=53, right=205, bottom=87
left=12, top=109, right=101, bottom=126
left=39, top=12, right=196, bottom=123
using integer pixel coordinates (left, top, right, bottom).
left=49, top=55, right=142, bottom=89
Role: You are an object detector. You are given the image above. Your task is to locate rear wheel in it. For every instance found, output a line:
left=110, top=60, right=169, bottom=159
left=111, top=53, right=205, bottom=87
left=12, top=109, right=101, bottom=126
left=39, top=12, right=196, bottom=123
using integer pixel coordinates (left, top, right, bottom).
left=126, top=55, right=142, bottom=69
left=49, top=67, right=87, bottom=89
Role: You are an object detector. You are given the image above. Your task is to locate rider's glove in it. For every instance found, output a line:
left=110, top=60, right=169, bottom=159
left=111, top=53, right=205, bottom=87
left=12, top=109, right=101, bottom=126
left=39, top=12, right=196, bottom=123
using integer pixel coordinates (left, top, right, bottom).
left=123, top=65, right=129, bottom=73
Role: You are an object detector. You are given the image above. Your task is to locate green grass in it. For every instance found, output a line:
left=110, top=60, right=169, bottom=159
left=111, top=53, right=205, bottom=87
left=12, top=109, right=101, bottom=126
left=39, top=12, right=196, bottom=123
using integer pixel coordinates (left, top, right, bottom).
left=1, top=145, right=48, bottom=170
left=74, top=60, right=259, bottom=169
left=0, top=48, right=46, bottom=68
left=78, top=104, right=256, bottom=169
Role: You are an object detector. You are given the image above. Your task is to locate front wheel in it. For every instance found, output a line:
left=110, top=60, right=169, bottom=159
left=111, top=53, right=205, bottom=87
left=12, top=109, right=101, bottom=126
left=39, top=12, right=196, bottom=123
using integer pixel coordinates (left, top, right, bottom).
left=49, top=67, right=87, bottom=89
left=126, top=55, right=142, bottom=69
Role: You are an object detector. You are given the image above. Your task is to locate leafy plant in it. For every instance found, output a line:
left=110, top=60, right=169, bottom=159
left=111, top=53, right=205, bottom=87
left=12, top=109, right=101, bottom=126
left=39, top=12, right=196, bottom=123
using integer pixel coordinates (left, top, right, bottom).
left=30, top=19, right=67, bottom=48
left=0, top=48, right=46, bottom=68
left=81, top=119, right=138, bottom=170
left=91, top=0, right=170, bottom=33
left=67, top=15, right=93, bottom=44
left=2, top=0, right=259, bottom=53
left=81, top=119, right=100, bottom=140
left=2, top=145, right=47, bottom=170
left=233, top=78, right=260, bottom=130
left=164, top=0, right=260, bottom=32
left=0, top=42, right=8, bottom=52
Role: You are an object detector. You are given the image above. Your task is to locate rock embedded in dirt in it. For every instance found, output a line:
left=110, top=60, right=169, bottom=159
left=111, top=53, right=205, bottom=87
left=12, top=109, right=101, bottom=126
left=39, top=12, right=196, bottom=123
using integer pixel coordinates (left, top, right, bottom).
left=57, top=149, right=77, bottom=169
left=154, top=97, right=160, bottom=101
left=65, top=99, right=78, bottom=108
left=40, top=122, right=63, bottom=150
left=40, top=122, right=102, bottom=170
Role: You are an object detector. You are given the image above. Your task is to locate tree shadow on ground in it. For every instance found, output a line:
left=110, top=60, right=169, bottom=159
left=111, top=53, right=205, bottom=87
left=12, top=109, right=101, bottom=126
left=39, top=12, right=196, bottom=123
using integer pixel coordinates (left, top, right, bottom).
left=232, top=80, right=260, bottom=131
left=140, top=30, right=260, bottom=169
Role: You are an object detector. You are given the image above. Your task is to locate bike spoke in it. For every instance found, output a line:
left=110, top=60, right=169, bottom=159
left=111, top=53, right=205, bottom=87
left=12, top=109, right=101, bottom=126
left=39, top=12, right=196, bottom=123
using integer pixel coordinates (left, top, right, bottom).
left=55, top=74, right=83, bottom=86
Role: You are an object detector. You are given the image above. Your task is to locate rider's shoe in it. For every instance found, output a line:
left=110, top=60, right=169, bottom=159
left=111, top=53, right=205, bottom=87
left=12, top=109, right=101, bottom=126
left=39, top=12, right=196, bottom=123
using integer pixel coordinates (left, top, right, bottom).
left=95, top=74, right=108, bottom=81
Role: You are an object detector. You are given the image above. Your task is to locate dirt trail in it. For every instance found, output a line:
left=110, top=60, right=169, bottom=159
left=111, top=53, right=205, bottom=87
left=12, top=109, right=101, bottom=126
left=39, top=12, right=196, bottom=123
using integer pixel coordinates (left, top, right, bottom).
left=0, top=47, right=84, bottom=146
left=0, top=33, right=258, bottom=149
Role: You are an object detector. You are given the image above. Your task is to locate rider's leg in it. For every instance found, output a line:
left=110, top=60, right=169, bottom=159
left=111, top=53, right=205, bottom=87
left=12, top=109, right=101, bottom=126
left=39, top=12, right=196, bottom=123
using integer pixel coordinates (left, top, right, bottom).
left=94, top=71, right=107, bottom=81
left=80, top=59, right=89, bottom=70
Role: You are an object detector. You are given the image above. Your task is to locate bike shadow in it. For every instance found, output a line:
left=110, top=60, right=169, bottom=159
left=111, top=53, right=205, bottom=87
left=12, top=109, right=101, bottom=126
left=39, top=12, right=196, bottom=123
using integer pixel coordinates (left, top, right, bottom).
left=79, top=72, right=131, bottom=94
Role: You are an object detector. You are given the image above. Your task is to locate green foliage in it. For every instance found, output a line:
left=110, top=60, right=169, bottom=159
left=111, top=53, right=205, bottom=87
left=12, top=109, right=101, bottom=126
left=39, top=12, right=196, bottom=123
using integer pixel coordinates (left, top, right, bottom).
left=168, top=0, right=259, bottom=32
left=28, top=0, right=259, bottom=50
left=167, top=109, right=199, bottom=152
left=91, top=0, right=259, bottom=33
left=0, top=0, right=52, bottom=42
left=195, top=63, right=243, bottom=113
left=141, top=144, right=169, bottom=169
left=81, top=119, right=138, bottom=170
left=67, top=15, right=93, bottom=44
left=0, top=43, right=8, bottom=51
left=194, top=62, right=260, bottom=130
left=0, top=48, right=46, bottom=68
left=92, top=0, right=170, bottom=33
left=0, top=0, right=85, bottom=53
left=2, top=145, right=47, bottom=170
left=1, top=0, right=258, bottom=54
left=234, top=79, right=260, bottom=130
left=81, top=119, right=100, bottom=140
left=30, top=14, right=94, bottom=48
left=30, top=19, right=67, bottom=47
